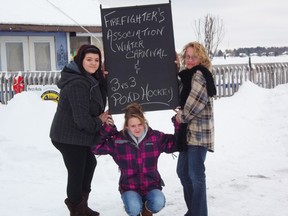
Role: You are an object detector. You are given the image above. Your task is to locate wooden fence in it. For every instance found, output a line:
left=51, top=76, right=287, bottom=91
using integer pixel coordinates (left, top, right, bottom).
left=1, top=63, right=287, bottom=104
left=213, top=63, right=288, bottom=98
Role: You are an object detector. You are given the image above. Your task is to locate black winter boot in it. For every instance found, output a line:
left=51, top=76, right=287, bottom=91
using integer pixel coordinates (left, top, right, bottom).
left=83, top=191, right=100, bottom=216
left=65, top=198, right=87, bottom=216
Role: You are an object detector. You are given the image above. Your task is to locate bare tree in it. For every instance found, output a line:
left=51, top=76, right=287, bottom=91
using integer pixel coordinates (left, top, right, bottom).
left=194, top=14, right=225, bottom=59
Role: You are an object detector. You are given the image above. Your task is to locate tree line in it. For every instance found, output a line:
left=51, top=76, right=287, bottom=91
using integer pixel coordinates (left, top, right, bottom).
left=217, top=46, right=288, bottom=57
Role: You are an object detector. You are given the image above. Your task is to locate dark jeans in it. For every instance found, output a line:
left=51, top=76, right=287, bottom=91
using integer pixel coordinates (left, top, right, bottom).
left=52, top=140, right=97, bottom=203
left=176, top=146, right=208, bottom=216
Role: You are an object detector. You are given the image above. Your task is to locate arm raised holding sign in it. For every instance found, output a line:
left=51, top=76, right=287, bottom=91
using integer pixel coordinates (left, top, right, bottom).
left=92, top=103, right=180, bottom=216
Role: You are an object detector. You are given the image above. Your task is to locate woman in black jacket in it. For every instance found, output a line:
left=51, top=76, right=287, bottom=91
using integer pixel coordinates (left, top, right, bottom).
left=50, top=44, right=109, bottom=216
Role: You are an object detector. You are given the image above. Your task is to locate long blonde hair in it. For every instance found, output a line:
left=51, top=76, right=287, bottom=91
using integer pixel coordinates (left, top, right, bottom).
left=123, top=103, right=148, bottom=130
left=180, top=42, right=212, bottom=70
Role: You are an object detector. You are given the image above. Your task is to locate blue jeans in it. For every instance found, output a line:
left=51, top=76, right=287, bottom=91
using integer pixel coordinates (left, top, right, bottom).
left=121, top=189, right=165, bottom=216
left=177, top=146, right=208, bottom=216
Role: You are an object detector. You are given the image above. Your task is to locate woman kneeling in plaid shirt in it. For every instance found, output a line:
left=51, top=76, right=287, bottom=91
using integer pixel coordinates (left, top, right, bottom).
left=92, top=103, right=179, bottom=216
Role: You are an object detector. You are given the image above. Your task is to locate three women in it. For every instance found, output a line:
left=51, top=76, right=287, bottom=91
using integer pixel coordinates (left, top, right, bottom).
left=50, top=41, right=216, bottom=216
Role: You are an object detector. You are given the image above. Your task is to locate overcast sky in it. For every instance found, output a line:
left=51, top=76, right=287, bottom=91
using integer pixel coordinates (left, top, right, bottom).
left=2, top=0, right=287, bottom=52
left=98, top=0, right=288, bottom=51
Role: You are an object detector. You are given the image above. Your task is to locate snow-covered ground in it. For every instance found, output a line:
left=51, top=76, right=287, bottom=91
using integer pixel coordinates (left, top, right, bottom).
left=1, top=75, right=288, bottom=215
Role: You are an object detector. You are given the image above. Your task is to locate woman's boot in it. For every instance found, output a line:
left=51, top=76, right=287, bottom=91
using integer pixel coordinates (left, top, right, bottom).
left=83, top=191, right=100, bottom=216
left=65, top=198, right=87, bottom=216
left=141, top=202, right=153, bottom=216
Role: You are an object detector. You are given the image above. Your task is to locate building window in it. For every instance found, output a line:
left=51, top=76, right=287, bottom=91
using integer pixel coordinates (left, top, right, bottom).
left=34, top=42, right=51, bottom=71
left=70, top=36, right=90, bottom=59
left=69, top=34, right=103, bottom=60
left=29, top=36, right=56, bottom=71
left=6, top=42, right=24, bottom=71
left=0, top=36, right=56, bottom=72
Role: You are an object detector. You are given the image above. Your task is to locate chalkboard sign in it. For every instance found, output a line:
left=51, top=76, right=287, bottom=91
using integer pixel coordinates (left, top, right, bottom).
left=101, top=2, right=179, bottom=114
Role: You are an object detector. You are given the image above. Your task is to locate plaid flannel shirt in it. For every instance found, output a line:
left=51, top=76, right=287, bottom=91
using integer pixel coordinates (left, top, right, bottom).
left=180, top=70, right=215, bottom=152
left=91, top=122, right=178, bottom=196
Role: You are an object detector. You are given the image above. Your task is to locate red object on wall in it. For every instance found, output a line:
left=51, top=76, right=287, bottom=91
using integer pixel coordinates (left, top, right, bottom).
left=13, top=74, right=25, bottom=94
